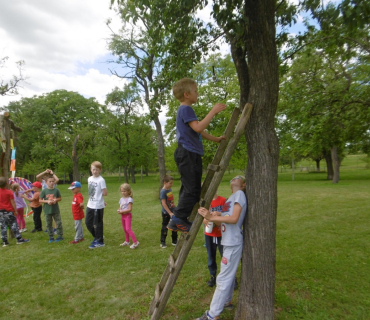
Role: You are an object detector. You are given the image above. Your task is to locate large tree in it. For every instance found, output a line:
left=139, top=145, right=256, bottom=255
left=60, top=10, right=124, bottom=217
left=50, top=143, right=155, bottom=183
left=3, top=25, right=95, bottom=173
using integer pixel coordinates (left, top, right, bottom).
left=0, top=56, right=26, bottom=96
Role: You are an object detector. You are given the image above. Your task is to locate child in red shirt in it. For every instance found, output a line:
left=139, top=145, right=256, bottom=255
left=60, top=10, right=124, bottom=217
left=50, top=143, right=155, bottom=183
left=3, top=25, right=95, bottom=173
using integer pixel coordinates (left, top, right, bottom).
left=0, top=177, right=29, bottom=246
left=68, top=181, right=84, bottom=244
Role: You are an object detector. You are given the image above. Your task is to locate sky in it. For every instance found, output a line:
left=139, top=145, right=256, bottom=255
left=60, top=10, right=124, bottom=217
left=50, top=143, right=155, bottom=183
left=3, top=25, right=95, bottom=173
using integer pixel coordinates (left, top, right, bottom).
left=0, top=1, right=336, bottom=114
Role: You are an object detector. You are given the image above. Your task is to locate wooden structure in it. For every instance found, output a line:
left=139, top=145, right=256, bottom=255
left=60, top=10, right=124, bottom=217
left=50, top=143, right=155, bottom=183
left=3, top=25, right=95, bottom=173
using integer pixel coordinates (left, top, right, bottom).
left=148, top=103, right=253, bottom=320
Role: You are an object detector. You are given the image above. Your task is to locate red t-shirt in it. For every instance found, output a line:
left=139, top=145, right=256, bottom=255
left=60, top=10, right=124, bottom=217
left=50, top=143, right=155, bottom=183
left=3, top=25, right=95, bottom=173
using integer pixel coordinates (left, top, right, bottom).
left=205, top=196, right=226, bottom=237
left=0, top=188, right=15, bottom=212
left=72, top=193, right=84, bottom=220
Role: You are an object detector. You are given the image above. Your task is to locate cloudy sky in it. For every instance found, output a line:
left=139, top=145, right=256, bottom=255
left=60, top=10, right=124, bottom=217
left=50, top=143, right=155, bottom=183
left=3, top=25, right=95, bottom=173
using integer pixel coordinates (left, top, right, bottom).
left=0, top=0, right=326, bottom=111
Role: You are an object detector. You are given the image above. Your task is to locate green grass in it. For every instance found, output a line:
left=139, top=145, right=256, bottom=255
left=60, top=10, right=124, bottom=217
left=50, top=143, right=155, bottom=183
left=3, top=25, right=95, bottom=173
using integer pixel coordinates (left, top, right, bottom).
left=1, top=155, right=369, bottom=319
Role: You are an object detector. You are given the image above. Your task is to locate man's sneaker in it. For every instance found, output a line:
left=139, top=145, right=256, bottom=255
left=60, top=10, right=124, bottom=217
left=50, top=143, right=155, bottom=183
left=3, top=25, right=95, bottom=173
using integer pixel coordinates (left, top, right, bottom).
left=55, top=236, right=64, bottom=242
left=195, top=311, right=219, bottom=320
left=160, top=243, right=167, bottom=249
left=17, top=238, right=30, bottom=244
left=224, top=302, right=234, bottom=311
left=69, top=240, right=79, bottom=244
left=120, top=241, right=130, bottom=247
left=130, top=241, right=139, bottom=249
left=48, top=237, right=54, bottom=243
left=207, top=275, right=216, bottom=287
left=167, top=216, right=192, bottom=233
left=2, top=240, right=9, bottom=247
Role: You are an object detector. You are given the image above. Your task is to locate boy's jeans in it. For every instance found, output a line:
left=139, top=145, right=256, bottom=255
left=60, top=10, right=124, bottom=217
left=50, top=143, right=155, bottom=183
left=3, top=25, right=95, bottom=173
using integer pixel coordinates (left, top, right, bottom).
left=173, top=144, right=202, bottom=220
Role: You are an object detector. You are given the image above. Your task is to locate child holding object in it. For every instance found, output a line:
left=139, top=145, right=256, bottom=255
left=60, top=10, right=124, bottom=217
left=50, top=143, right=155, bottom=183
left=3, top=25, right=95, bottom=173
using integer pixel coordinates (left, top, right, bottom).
left=68, top=181, right=84, bottom=244
left=167, top=78, right=226, bottom=233
left=22, top=181, right=43, bottom=232
left=10, top=183, right=27, bottom=232
left=195, top=175, right=247, bottom=320
left=118, top=183, right=139, bottom=249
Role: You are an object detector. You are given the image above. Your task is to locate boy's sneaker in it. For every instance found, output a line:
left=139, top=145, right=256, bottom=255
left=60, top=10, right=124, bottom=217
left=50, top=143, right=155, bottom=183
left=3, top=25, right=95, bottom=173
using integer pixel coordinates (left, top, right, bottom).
left=55, top=236, right=64, bottom=242
left=172, top=241, right=177, bottom=246
left=17, top=238, right=30, bottom=244
left=120, top=241, right=130, bottom=247
left=44, top=229, right=48, bottom=233
left=23, top=228, right=27, bottom=232
left=69, top=240, right=79, bottom=244
left=207, top=275, right=216, bottom=287
left=160, top=243, right=167, bottom=249
left=195, top=311, right=219, bottom=320
left=89, top=241, right=105, bottom=249
left=2, top=240, right=9, bottom=247
left=130, top=241, right=139, bottom=249
left=48, top=237, right=54, bottom=243
left=224, top=302, right=234, bottom=311
left=78, top=238, right=84, bottom=243
left=167, top=216, right=192, bottom=233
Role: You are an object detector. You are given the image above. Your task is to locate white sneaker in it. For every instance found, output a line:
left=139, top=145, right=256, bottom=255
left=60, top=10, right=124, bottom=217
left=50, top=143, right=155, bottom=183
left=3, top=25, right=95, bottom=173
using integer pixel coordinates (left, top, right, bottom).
left=160, top=243, right=167, bottom=249
left=120, top=241, right=130, bottom=247
left=130, top=241, right=139, bottom=249
left=22, top=228, right=27, bottom=232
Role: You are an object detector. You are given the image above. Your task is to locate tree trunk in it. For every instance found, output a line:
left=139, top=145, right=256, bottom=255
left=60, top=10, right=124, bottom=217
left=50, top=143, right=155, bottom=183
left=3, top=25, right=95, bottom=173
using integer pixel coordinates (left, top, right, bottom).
left=153, top=115, right=166, bottom=182
left=315, top=159, right=320, bottom=172
left=131, top=166, right=136, bottom=184
left=72, top=135, right=80, bottom=182
left=123, top=166, right=128, bottom=183
left=331, top=146, right=340, bottom=183
left=235, top=1, right=279, bottom=319
left=323, top=149, right=333, bottom=180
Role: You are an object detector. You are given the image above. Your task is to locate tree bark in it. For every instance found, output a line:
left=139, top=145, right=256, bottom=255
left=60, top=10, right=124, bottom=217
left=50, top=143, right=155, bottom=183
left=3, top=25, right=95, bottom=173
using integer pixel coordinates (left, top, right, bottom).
left=123, top=166, right=128, bottom=183
left=331, top=146, right=340, bottom=183
left=315, top=159, right=320, bottom=172
left=235, top=1, right=279, bottom=319
left=131, top=166, right=136, bottom=184
left=323, top=149, right=334, bottom=180
left=153, top=115, right=166, bottom=182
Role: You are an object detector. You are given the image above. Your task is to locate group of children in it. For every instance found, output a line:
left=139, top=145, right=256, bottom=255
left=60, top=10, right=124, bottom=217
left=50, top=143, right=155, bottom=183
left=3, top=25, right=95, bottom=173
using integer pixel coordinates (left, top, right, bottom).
left=1, top=77, right=245, bottom=319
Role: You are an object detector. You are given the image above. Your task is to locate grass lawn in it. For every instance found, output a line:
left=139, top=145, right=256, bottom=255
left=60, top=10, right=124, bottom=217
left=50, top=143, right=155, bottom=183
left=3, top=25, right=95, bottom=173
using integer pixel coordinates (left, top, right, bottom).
left=1, top=155, right=369, bottom=320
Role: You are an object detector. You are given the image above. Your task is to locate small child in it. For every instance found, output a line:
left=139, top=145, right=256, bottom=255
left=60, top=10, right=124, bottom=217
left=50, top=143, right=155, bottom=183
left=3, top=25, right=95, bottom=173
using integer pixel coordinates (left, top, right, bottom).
left=39, top=176, right=63, bottom=243
left=118, top=183, right=139, bottom=249
left=196, top=175, right=247, bottom=320
left=22, top=181, right=43, bottom=232
left=159, top=175, right=177, bottom=248
left=203, top=191, right=226, bottom=287
left=86, top=161, right=107, bottom=249
left=167, top=78, right=226, bottom=233
left=10, top=183, right=27, bottom=232
left=0, top=177, right=30, bottom=246
left=68, top=181, right=84, bottom=244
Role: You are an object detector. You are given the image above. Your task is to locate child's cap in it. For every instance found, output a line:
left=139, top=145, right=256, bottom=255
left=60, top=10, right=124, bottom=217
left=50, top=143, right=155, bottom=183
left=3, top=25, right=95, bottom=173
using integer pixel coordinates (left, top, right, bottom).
left=230, top=175, right=246, bottom=183
left=68, top=181, right=82, bottom=189
left=32, top=181, right=42, bottom=189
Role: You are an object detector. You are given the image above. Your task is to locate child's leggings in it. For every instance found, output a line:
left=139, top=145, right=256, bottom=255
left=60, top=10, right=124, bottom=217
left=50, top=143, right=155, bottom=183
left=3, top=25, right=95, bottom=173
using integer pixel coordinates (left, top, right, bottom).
left=121, top=213, right=137, bottom=243
left=16, top=208, right=25, bottom=229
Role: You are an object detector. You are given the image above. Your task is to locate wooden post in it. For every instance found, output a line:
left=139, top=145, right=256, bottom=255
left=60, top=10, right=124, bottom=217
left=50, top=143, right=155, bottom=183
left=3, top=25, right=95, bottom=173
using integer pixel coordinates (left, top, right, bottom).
left=148, top=104, right=253, bottom=320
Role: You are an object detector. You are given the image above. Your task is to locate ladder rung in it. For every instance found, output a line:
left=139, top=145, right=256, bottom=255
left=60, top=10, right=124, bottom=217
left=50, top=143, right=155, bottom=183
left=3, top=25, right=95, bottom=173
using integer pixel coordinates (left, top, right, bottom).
left=207, top=164, right=220, bottom=172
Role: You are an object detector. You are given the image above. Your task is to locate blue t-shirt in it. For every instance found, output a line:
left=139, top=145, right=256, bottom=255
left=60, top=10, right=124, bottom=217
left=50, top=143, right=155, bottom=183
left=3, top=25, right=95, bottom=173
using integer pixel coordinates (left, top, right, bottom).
left=176, top=105, right=204, bottom=155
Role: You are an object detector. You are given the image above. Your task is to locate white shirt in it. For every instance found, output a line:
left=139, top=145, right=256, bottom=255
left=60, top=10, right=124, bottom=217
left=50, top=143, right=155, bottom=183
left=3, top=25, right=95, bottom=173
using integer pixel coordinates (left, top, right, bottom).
left=87, top=175, right=106, bottom=209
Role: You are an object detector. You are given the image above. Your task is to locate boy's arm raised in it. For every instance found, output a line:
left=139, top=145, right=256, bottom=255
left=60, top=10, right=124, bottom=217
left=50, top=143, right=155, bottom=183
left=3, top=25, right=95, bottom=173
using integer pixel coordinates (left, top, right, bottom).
left=201, top=131, right=226, bottom=143
left=188, top=103, right=226, bottom=133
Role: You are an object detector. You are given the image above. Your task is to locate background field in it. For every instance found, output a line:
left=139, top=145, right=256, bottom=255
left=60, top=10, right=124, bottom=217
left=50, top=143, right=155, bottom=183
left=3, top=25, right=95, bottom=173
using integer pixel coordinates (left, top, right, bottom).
left=1, top=154, right=369, bottom=320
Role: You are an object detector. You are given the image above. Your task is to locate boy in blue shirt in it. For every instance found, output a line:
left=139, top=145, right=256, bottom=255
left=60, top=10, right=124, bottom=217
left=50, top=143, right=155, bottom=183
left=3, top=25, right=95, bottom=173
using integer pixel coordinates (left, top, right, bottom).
left=167, top=78, right=226, bottom=233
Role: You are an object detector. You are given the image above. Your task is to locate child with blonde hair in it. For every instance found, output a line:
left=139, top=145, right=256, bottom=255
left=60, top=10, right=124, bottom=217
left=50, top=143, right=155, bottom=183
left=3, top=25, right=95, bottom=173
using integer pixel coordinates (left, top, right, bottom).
left=10, top=183, right=27, bottom=232
left=118, top=183, right=139, bottom=249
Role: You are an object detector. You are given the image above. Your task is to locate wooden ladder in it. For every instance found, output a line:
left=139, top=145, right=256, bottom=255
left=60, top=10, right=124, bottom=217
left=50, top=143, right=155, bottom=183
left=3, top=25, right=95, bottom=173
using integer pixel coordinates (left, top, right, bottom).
left=148, top=103, right=253, bottom=320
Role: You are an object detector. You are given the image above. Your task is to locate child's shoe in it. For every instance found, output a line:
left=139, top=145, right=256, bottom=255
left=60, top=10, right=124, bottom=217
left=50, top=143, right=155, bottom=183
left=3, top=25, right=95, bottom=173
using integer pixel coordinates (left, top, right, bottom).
left=167, top=216, right=192, bottom=233
left=195, top=311, right=219, bottom=320
left=172, top=241, right=177, bottom=246
left=55, top=236, right=64, bottom=242
left=69, top=240, right=79, bottom=244
left=223, top=302, right=234, bottom=311
left=2, top=240, right=9, bottom=247
left=89, top=241, right=105, bottom=249
left=48, top=237, right=54, bottom=243
left=130, top=241, right=139, bottom=249
left=160, top=242, right=167, bottom=249
left=17, top=238, right=30, bottom=244
left=78, top=238, right=84, bottom=242
left=23, top=228, right=27, bottom=232
left=120, top=241, right=130, bottom=247
left=207, top=275, right=216, bottom=287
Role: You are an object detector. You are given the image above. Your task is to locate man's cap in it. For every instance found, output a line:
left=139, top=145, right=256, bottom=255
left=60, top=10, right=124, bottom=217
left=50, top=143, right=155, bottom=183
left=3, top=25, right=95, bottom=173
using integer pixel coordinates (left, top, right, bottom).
left=68, top=181, right=82, bottom=189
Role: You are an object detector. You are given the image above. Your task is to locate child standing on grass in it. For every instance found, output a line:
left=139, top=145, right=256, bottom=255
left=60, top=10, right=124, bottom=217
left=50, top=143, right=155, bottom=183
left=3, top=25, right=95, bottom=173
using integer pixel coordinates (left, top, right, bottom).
left=0, top=177, right=30, bottom=247
left=10, top=183, right=27, bottom=233
left=118, top=183, right=139, bottom=249
left=22, top=181, right=43, bottom=233
left=39, top=176, right=64, bottom=243
left=196, top=175, right=247, bottom=320
left=68, top=181, right=84, bottom=244
left=86, top=161, right=107, bottom=249
left=160, top=175, right=177, bottom=248
left=167, top=78, right=226, bottom=233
